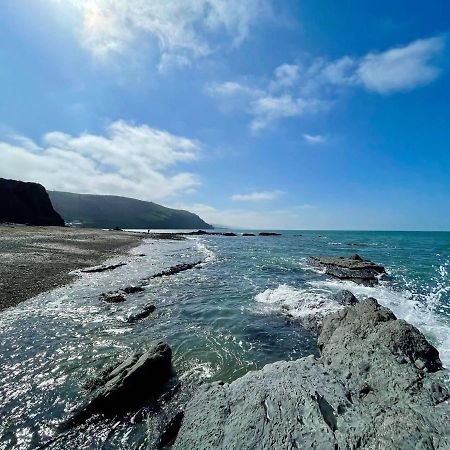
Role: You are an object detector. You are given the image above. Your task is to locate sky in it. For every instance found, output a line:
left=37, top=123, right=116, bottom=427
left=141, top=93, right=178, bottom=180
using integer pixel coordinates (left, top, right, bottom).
left=0, top=0, right=449, bottom=230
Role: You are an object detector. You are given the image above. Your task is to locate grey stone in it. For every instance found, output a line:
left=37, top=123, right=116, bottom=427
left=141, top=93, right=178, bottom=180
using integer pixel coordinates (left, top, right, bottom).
left=332, top=290, right=359, bottom=306
left=174, top=299, right=450, bottom=449
left=67, top=342, right=172, bottom=425
left=309, top=255, right=386, bottom=284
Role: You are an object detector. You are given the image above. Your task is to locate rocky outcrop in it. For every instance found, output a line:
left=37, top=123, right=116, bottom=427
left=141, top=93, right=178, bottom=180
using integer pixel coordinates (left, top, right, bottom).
left=67, top=342, right=173, bottom=426
left=242, top=233, right=255, bottom=236
left=81, top=262, right=127, bottom=273
left=0, top=178, right=65, bottom=226
left=174, top=299, right=450, bottom=449
left=127, top=303, right=156, bottom=322
left=259, top=232, right=282, bottom=236
left=152, top=261, right=202, bottom=278
left=310, top=254, right=386, bottom=284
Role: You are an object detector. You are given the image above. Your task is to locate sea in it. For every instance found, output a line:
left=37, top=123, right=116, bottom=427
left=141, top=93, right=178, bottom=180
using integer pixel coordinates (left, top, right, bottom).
left=1, top=230, right=449, bottom=449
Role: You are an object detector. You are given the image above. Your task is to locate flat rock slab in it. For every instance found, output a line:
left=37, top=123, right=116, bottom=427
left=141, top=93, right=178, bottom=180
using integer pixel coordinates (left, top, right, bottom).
left=309, top=255, right=385, bottom=284
left=174, top=299, right=450, bottom=449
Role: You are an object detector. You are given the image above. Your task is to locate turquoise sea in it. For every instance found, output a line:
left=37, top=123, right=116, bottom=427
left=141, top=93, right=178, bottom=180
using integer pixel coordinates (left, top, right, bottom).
left=1, top=230, right=449, bottom=449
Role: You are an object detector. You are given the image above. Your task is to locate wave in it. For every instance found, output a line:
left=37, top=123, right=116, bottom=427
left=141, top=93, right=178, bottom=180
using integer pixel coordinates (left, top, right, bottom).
left=255, top=284, right=343, bottom=320
left=194, top=239, right=218, bottom=264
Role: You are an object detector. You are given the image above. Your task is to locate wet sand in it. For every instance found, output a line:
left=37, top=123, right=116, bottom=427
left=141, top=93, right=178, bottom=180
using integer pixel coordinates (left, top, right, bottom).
left=0, top=225, right=149, bottom=311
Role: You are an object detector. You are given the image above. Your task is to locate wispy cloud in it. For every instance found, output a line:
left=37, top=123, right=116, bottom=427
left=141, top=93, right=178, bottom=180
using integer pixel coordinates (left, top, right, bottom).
left=0, top=121, right=202, bottom=200
left=231, top=190, right=284, bottom=201
left=356, top=37, right=444, bottom=93
left=303, top=133, right=326, bottom=144
left=207, top=36, right=445, bottom=131
left=60, top=0, right=272, bottom=70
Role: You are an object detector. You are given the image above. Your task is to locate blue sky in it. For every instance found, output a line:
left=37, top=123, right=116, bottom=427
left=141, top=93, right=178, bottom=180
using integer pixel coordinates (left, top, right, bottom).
left=0, top=0, right=449, bottom=230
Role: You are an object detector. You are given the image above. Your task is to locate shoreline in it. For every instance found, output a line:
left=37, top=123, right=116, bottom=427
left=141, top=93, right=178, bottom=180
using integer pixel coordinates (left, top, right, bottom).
left=0, top=225, right=150, bottom=311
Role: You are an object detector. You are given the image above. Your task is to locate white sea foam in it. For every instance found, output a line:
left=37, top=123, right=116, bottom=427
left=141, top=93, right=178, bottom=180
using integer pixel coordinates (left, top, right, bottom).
left=255, top=284, right=343, bottom=319
left=194, top=239, right=218, bottom=264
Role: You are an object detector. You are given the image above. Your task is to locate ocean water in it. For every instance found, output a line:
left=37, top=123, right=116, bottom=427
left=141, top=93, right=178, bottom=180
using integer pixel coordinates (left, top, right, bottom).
left=0, top=230, right=449, bottom=449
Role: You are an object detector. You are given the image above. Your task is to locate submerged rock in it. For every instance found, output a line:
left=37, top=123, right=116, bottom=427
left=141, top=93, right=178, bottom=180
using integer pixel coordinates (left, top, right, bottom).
left=67, top=342, right=173, bottom=425
left=174, top=299, right=450, bottom=449
left=81, top=262, right=127, bottom=273
left=127, top=303, right=156, bottom=322
left=152, top=261, right=202, bottom=278
left=309, top=255, right=386, bottom=284
left=99, top=291, right=127, bottom=303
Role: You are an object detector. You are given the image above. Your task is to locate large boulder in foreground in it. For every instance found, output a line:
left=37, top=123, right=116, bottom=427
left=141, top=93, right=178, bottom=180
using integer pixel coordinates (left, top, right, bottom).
left=68, top=342, right=172, bottom=425
left=174, top=299, right=450, bottom=449
left=309, top=254, right=386, bottom=284
left=0, top=178, right=65, bottom=226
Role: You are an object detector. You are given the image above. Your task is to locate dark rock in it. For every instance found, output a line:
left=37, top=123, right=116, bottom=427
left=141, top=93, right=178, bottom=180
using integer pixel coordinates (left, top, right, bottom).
left=332, top=290, right=358, bottom=306
left=0, top=178, right=65, bottom=226
left=111, top=226, right=123, bottom=231
left=127, top=303, right=156, bottom=322
left=99, top=291, right=127, bottom=303
left=152, top=261, right=202, bottom=278
left=223, top=232, right=237, bottom=236
left=67, top=342, right=173, bottom=425
left=81, top=262, right=127, bottom=273
left=123, top=285, right=145, bottom=294
left=258, top=232, right=281, bottom=236
left=242, top=233, right=255, bottom=236
left=174, top=300, right=450, bottom=449
left=156, top=411, right=185, bottom=448
left=309, top=255, right=386, bottom=284
left=190, top=230, right=209, bottom=235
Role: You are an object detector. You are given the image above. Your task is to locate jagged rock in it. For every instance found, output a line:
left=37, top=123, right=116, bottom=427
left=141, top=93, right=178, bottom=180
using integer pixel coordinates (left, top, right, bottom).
left=332, top=290, right=358, bottom=306
left=127, top=303, right=156, bottom=322
left=67, top=342, right=172, bottom=425
left=0, top=178, right=65, bottom=226
left=309, top=255, right=386, bottom=284
left=259, top=232, right=282, bottom=236
left=156, top=411, right=185, bottom=448
left=174, top=299, right=450, bottom=449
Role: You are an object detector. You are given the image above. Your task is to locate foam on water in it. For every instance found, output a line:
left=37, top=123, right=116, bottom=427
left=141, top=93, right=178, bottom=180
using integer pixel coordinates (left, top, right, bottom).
left=194, top=238, right=218, bottom=264
left=255, top=284, right=343, bottom=319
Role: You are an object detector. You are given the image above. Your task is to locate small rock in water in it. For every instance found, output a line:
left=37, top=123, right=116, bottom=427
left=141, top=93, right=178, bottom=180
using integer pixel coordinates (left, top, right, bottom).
left=128, top=303, right=156, bottom=322
left=123, top=285, right=145, bottom=294
left=99, top=291, right=127, bottom=303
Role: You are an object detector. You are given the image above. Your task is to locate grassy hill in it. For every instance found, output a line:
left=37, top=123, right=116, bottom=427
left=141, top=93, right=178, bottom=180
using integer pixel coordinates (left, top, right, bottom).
left=48, top=191, right=213, bottom=230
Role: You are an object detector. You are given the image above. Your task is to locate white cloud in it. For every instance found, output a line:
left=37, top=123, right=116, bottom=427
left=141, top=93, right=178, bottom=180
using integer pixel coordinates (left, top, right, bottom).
left=231, top=190, right=284, bottom=201
left=303, top=133, right=326, bottom=144
left=170, top=202, right=315, bottom=228
left=0, top=121, right=202, bottom=200
left=207, top=35, right=445, bottom=131
left=59, top=0, right=271, bottom=69
left=356, top=37, right=444, bottom=93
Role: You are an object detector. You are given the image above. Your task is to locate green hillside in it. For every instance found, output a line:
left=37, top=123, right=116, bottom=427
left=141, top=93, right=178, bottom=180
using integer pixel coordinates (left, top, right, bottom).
left=48, top=191, right=213, bottom=230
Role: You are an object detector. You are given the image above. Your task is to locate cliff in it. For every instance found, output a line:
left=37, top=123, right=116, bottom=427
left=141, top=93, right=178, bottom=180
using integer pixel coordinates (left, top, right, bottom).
left=0, top=178, right=64, bottom=226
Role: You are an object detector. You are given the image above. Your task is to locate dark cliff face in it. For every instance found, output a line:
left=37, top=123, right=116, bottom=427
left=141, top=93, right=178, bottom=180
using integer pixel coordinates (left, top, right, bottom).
left=0, top=178, right=65, bottom=226
left=48, top=191, right=213, bottom=230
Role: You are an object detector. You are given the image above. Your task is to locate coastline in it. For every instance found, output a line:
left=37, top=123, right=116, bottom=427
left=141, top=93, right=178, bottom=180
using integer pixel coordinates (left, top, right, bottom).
left=0, top=225, right=149, bottom=311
